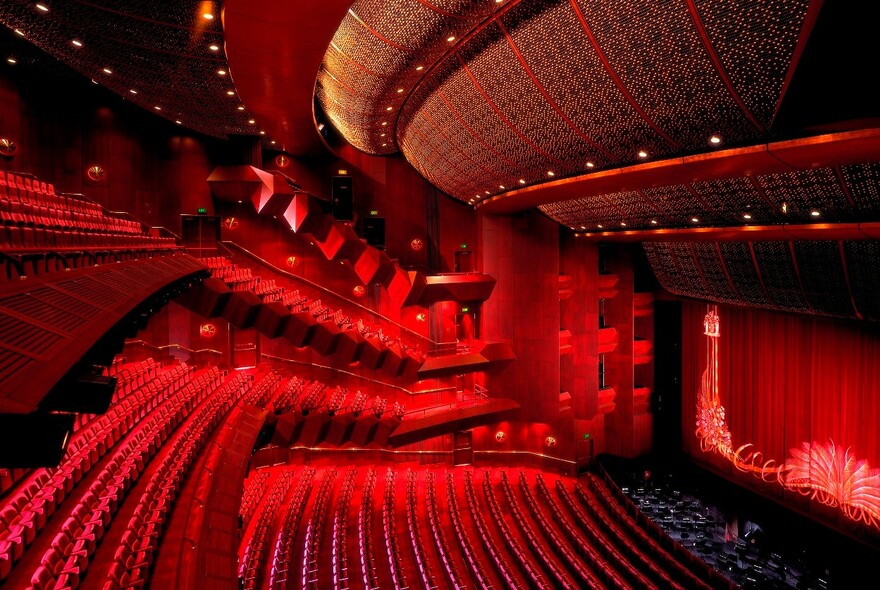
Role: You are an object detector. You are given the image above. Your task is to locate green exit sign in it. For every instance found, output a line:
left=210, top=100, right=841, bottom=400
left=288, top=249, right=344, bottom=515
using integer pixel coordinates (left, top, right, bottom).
left=583, top=433, right=591, bottom=440
left=460, top=243, right=468, bottom=249
left=370, top=210, right=379, bottom=216
left=197, top=207, right=207, bottom=215
left=461, top=306, right=469, bottom=313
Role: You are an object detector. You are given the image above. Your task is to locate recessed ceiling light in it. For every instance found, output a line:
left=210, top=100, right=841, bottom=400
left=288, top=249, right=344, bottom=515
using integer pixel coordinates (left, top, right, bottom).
left=380, top=133, right=386, bottom=137
left=270, top=140, right=276, bottom=144
left=597, top=224, right=603, bottom=229
left=248, top=119, right=255, bottom=124
left=385, top=106, right=393, bottom=111
left=237, top=106, right=245, bottom=111
left=638, top=150, right=648, bottom=159
left=396, top=88, right=404, bottom=93
left=102, top=67, right=112, bottom=74
left=154, top=106, right=161, bottom=110
left=71, top=39, right=83, bottom=47
left=217, top=69, right=227, bottom=76
left=415, top=65, right=424, bottom=71
left=6, top=57, right=16, bottom=65
left=518, top=179, right=525, bottom=184
left=202, top=12, right=214, bottom=20
left=209, top=44, right=219, bottom=51
left=709, top=135, right=722, bottom=145
left=580, top=225, right=586, bottom=230
left=14, top=29, right=24, bottom=36
left=547, top=170, right=555, bottom=177
left=743, top=213, right=752, bottom=220
left=36, top=3, right=49, bottom=12
left=811, top=210, right=821, bottom=217
left=499, top=185, right=505, bottom=190
left=129, top=89, right=137, bottom=94
left=650, top=219, right=658, bottom=225
left=691, top=217, right=699, bottom=223
left=259, top=131, right=266, bottom=135
left=226, top=90, right=235, bottom=96
left=586, top=161, right=594, bottom=168
left=175, top=120, right=182, bottom=125
left=620, top=222, right=627, bottom=227
left=381, top=142, right=387, bottom=147
left=381, top=121, right=387, bottom=126
left=484, top=190, right=490, bottom=195
left=447, top=36, right=456, bottom=42
left=317, top=123, right=325, bottom=131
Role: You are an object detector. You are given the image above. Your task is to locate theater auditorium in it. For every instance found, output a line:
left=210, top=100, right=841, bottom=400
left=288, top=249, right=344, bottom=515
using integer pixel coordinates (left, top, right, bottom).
left=1, top=1, right=880, bottom=588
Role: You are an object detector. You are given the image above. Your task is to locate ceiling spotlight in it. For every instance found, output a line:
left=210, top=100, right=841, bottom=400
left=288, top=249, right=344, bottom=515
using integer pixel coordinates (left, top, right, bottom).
left=270, top=140, right=276, bottom=145
left=811, top=210, right=821, bottom=217
left=175, top=120, right=182, bottom=125
left=381, top=121, right=387, bottom=126
left=217, top=70, right=227, bottom=76
left=317, top=123, right=325, bottom=131
left=226, top=90, right=235, bottom=96
left=385, top=106, right=393, bottom=111
left=208, top=44, right=219, bottom=51
left=650, top=219, right=658, bottom=225
left=743, top=213, right=752, bottom=220
left=637, top=150, right=648, bottom=159
left=71, top=39, right=83, bottom=47
left=580, top=225, right=586, bottom=230
left=691, top=217, right=699, bottom=223
left=129, top=89, right=137, bottom=94
left=36, top=3, right=49, bottom=12
left=620, top=222, right=627, bottom=227
left=6, top=57, right=16, bottom=65
left=14, top=29, right=24, bottom=36
left=597, top=224, right=603, bottom=229
left=380, top=133, right=386, bottom=137
left=586, top=161, right=595, bottom=168
left=415, top=65, right=424, bottom=71
left=237, top=105, right=245, bottom=111
left=447, top=36, right=456, bottom=42
left=484, top=190, right=490, bottom=195
left=381, top=142, right=387, bottom=147
left=103, top=67, right=112, bottom=74
left=518, top=179, right=525, bottom=184
left=781, top=202, right=788, bottom=214
left=259, top=130, right=266, bottom=135
left=247, top=119, right=255, bottom=124
left=547, top=170, right=555, bottom=177
left=154, top=106, right=161, bottom=110
left=397, top=88, right=404, bottom=93
left=709, top=135, right=722, bottom=145
left=202, top=12, right=214, bottom=20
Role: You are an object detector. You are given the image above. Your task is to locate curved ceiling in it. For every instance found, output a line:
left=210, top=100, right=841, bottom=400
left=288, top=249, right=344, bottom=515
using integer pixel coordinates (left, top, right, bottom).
left=319, top=0, right=819, bottom=206
left=0, top=0, right=256, bottom=139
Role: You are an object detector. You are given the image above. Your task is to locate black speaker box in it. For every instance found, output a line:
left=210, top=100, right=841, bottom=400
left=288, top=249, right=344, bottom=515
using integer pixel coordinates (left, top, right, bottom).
left=331, top=175, right=353, bottom=220
left=0, top=412, right=76, bottom=467
left=363, top=216, right=385, bottom=248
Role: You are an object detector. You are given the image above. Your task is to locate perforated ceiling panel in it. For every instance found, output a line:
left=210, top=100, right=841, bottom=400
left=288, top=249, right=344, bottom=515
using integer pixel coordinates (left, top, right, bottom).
left=0, top=0, right=256, bottom=139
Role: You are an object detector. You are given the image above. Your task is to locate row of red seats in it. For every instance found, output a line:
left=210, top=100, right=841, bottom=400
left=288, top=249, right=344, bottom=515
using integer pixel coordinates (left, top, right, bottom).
left=535, top=473, right=663, bottom=589
left=506, top=470, right=607, bottom=588
left=238, top=470, right=295, bottom=590
left=467, top=469, right=540, bottom=588
left=72, top=358, right=159, bottom=432
left=404, top=469, right=438, bottom=590
left=300, top=468, right=337, bottom=589
left=24, top=365, right=221, bottom=590
left=101, top=370, right=252, bottom=590
left=267, top=467, right=315, bottom=590
left=442, top=471, right=496, bottom=589
left=423, top=471, right=469, bottom=588
left=0, top=363, right=196, bottom=584
left=0, top=200, right=142, bottom=235
left=239, top=471, right=272, bottom=532
left=380, top=469, right=409, bottom=590
left=356, top=468, right=380, bottom=590
left=0, top=225, right=176, bottom=252
left=330, top=468, right=358, bottom=590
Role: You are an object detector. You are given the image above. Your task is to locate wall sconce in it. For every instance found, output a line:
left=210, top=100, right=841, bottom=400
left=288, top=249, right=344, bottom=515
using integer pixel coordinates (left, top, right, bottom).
left=352, top=285, right=366, bottom=297
left=544, top=436, right=557, bottom=447
left=495, top=431, right=507, bottom=443
left=0, top=138, right=17, bottom=159
left=199, top=323, right=217, bottom=338
left=410, top=238, right=424, bottom=251
left=86, top=165, right=106, bottom=182
left=285, top=255, right=299, bottom=268
left=415, top=312, right=427, bottom=322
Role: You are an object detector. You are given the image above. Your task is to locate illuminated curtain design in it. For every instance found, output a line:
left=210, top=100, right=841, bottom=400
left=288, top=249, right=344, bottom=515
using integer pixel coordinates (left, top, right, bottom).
left=692, top=304, right=880, bottom=530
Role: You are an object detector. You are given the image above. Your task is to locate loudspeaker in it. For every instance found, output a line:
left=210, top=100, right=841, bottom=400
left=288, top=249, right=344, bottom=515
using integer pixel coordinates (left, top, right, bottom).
left=363, top=216, right=385, bottom=248
left=331, top=175, right=353, bottom=220
left=0, top=412, right=76, bottom=467
left=42, top=374, right=118, bottom=414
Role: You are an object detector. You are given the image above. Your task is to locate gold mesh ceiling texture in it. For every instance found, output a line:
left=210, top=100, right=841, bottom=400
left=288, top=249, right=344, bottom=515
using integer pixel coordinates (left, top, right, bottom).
left=0, top=0, right=257, bottom=139
left=318, top=0, right=812, bottom=207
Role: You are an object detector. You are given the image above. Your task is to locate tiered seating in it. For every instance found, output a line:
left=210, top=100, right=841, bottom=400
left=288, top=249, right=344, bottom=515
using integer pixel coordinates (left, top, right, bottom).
left=404, top=469, right=437, bottom=590
left=239, top=470, right=295, bottom=590
left=0, top=171, right=177, bottom=255
left=357, top=468, right=380, bottom=590
left=268, top=468, right=315, bottom=590
left=240, top=472, right=272, bottom=530
left=380, top=469, right=408, bottom=590
left=423, top=471, right=467, bottom=588
left=330, top=468, right=357, bottom=590
left=443, top=471, right=494, bottom=588
left=99, top=370, right=253, bottom=590
left=470, top=470, right=539, bottom=589
left=301, top=468, right=337, bottom=589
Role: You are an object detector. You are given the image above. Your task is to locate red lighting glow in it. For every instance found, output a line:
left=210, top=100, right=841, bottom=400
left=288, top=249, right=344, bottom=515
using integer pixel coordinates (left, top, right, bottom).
left=285, top=255, right=299, bottom=268
left=352, top=285, right=366, bottom=297
left=695, top=305, right=880, bottom=529
left=199, top=323, right=217, bottom=338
